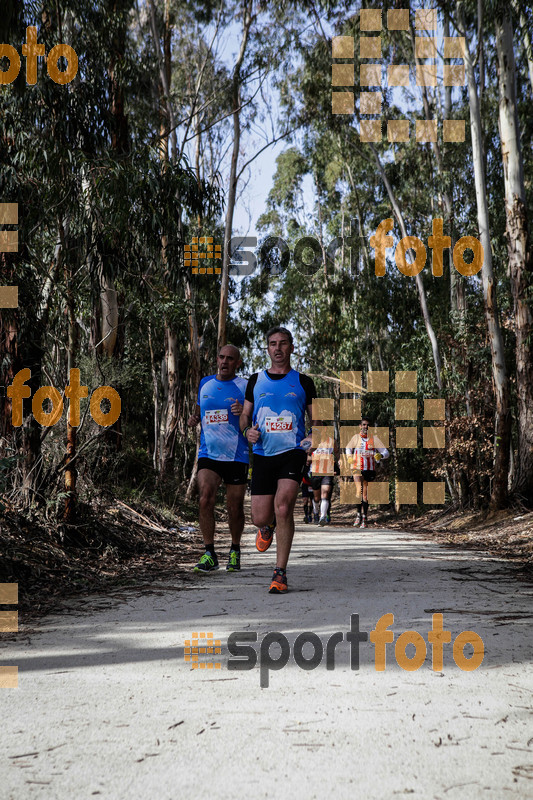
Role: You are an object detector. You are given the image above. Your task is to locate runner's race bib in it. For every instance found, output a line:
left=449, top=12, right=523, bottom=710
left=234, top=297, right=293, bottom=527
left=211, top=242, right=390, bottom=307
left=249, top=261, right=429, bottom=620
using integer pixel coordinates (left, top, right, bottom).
left=205, top=409, right=229, bottom=425
left=265, top=415, right=293, bottom=433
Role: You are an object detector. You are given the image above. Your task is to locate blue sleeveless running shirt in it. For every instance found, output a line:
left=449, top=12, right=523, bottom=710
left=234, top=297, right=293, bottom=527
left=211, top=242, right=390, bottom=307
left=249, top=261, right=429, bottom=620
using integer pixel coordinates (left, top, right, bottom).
left=198, top=375, right=249, bottom=463
left=250, top=369, right=309, bottom=457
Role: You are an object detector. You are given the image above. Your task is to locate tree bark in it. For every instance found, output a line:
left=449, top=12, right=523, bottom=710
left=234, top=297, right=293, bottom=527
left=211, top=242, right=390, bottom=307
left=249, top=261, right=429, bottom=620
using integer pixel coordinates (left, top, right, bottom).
left=369, top=144, right=443, bottom=391
left=0, top=255, right=20, bottom=445
left=150, top=0, right=181, bottom=477
left=512, top=1, right=533, bottom=96
left=64, top=255, right=77, bottom=523
left=410, top=22, right=463, bottom=318
left=1, top=237, right=43, bottom=505
left=98, top=267, right=119, bottom=358
left=459, top=4, right=510, bottom=509
left=495, top=11, right=533, bottom=501
left=217, top=0, right=253, bottom=351
left=159, top=327, right=179, bottom=475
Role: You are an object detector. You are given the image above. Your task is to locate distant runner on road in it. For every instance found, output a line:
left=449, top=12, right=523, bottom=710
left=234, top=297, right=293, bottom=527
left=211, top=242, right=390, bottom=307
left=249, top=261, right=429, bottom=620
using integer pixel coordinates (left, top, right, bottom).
left=239, top=327, right=316, bottom=594
left=309, top=432, right=339, bottom=526
left=188, top=345, right=249, bottom=573
left=346, top=417, right=389, bottom=528
left=301, top=455, right=314, bottom=523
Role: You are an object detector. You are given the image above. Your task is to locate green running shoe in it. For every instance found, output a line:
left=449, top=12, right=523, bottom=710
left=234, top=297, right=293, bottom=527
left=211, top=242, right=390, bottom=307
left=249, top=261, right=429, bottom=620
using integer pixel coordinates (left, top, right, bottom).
left=194, top=552, right=219, bottom=573
left=226, top=549, right=241, bottom=571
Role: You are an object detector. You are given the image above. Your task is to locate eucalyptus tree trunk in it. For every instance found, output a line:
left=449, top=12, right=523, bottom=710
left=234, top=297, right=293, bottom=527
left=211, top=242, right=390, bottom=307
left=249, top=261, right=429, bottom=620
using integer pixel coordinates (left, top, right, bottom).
left=98, top=268, right=119, bottom=358
left=159, top=328, right=180, bottom=476
left=512, top=0, right=533, bottom=96
left=410, top=21, right=463, bottom=318
left=184, top=272, right=202, bottom=499
left=369, top=145, right=443, bottom=391
left=150, top=0, right=201, bottom=480
left=218, top=0, right=253, bottom=351
left=97, top=0, right=130, bottom=453
left=64, top=256, right=78, bottom=523
left=495, top=12, right=533, bottom=501
left=0, top=255, right=20, bottom=445
left=411, top=15, right=467, bottom=501
left=459, top=4, right=510, bottom=509
left=443, top=14, right=463, bottom=315
left=150, top=0, right=181, bottom=477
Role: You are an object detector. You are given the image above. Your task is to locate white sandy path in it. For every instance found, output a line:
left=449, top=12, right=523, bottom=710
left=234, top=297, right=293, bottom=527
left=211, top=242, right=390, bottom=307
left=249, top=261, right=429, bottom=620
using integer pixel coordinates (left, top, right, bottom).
left=1, top=526, right=533, bottom=799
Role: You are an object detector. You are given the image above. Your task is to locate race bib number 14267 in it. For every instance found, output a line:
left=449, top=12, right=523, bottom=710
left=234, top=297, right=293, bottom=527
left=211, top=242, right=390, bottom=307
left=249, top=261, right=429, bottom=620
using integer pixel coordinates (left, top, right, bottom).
left=265, top=415, right=293, bottom=433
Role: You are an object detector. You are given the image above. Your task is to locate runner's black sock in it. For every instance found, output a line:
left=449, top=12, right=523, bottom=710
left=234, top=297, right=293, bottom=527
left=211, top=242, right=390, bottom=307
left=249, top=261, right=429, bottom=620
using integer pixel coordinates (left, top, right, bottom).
left=230, top=543, right=240, bottom=552
left=356, top=503, right=362, bottom=514
left=274, top=567, right=286, bottom=575
left=206, top=544, right=216, bottom=557
left=362, top=501, right=369, bottom=517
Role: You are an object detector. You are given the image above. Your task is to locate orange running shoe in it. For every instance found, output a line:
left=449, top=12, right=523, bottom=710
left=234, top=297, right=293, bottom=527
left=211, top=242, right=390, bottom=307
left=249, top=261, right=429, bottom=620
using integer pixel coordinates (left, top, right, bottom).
left=255, top=524, right=275, bottom=552
left=268, top=568, right=288, bottom=594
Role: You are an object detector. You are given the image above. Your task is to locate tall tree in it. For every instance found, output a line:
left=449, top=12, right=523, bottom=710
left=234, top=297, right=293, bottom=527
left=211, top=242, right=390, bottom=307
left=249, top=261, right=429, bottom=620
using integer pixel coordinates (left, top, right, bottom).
left=495, top=9, right=533, bottom=500
left=217, top=0, right=254, bottom=351
left=458, top=3, right=510, bottom=509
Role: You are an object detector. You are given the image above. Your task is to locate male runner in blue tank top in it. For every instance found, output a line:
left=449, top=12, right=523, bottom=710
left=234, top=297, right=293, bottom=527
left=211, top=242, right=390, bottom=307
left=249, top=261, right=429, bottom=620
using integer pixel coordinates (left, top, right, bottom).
left=239, top=327, right=316, bottom=593
left=188, top=345, right=249, bottom=573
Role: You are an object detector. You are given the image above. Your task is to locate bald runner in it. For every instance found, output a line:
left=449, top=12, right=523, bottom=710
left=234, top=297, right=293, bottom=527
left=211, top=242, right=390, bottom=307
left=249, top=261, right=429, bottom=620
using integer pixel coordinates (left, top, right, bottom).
left=188, top=345, right=249, bottom=573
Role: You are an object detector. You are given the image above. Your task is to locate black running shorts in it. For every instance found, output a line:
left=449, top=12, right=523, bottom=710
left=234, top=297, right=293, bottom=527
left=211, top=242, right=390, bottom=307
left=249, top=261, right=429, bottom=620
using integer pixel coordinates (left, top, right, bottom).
left=361, top=469, right=376, bottom=482
left=251, top=449, right=307, bottom=496
left=301, top=482, right=313, bottom=498
left=310, top=475, right=334, bottom=491
left=197, top=458, right=248, bottom=485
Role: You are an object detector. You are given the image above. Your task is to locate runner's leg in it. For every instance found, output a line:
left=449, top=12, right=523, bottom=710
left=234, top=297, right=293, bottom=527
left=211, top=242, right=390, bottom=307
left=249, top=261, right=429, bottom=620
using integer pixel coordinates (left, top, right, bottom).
left=320, top=481, right=330, bottom=520
left=362, top=480, right=369, bottom=524
left=251, top=493, right=276, bottom=530
left=273, top=478, right=300, bottom=569
left=197, top=468, right=222, bottom=547
left=321, top=481, right=333, bottom=521
left=226, top=483, right=246, bottom=547
left=312, top=486, right=321, bottom=521
left=354, top=475, right=363, bottom=525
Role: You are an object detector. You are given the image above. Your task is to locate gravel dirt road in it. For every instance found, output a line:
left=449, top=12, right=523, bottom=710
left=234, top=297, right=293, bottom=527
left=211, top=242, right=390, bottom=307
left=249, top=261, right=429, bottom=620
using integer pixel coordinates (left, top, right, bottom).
left=2, top=525, right=533, bottom=799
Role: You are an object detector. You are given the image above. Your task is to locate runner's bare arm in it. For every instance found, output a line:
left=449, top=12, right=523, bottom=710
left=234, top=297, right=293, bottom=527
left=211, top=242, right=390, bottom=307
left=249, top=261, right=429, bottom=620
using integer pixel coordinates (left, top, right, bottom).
left=300, top=403, right=317, bottom=448
left=230, top=399, right=243, bottom=416
left=373, top=437, right=389, bottom=461
left=239, top=400, right=252, bottom=431
left=187, top=404, right=201, bottom=427
left=345, top=433, right=359, bottom=468
left=240, top=400, right=260, bottom=443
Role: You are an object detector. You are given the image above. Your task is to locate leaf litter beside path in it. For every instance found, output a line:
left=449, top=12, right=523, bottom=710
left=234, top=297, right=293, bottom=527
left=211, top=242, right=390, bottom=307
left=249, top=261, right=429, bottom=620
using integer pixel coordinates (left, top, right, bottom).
left=0, top=495, right=204, bottom=620
left=332, top=499, right=533, bottom=579
left=385, top=505, right=533, bottom=576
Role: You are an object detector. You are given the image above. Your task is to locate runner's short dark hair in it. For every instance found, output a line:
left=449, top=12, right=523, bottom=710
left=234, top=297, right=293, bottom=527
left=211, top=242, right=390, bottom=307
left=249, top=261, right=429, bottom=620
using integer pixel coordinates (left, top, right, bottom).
left=266, top=326, right=293, bottom=345
left=361, top=415, right=372, bottom=424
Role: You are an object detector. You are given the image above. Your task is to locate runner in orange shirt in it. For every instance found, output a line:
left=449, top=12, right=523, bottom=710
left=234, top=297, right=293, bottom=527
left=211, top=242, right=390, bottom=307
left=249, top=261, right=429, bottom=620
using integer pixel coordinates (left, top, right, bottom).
left=346, top=417, right=389, bottom=528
